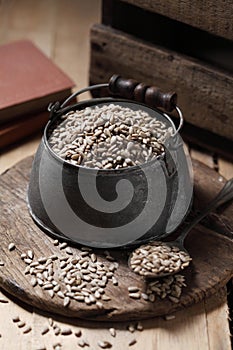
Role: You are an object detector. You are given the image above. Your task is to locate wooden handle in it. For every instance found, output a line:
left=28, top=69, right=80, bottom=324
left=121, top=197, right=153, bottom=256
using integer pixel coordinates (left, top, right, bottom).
left=109, top=75, right=177, bottom=112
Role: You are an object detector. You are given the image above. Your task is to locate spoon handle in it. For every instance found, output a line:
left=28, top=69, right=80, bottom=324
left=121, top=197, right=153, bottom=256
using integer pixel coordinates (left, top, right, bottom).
left=177, top=178, right=233, bottom=245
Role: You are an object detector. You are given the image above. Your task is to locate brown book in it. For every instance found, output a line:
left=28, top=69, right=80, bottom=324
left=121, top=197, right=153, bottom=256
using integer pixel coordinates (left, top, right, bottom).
left=0, top=112, right=49, bottom=149
left=0, top=40, right=75, bottom=125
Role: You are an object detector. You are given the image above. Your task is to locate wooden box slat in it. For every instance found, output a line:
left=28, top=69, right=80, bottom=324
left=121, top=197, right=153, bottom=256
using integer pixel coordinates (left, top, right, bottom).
left=121, top=0, right=233, bottom=41
left=90, top=24, right=233, bottom=141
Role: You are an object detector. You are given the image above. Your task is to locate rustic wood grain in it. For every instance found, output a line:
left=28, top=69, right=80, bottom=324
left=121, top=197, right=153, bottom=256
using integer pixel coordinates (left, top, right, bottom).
left=0, top=286, right=230, bottom=350
left=121, top=0, right=233, bottom=41
left=0, top=156, right=232, bottom=321
left=89, top=24, right=233, bottom=141
left=0, top=0, right=232, bottom=348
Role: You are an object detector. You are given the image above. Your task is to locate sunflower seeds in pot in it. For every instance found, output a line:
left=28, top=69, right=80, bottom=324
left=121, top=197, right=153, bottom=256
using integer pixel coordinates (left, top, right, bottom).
left=49, top=104, right=170, bottom=169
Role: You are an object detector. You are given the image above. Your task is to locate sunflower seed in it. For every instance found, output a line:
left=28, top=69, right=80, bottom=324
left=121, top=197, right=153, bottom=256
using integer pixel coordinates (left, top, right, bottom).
left=17, top=321, right=26, bottom=328
left=65, top=247, right=73, bottom=255
left=165, top=314, right=176, bottom=321
left=23, top=326, right=32, bottom=334
left=48, top=318, right=53, bottom=327
left=129, top=293, right=140, bottom=299
left=127, top=324, right=135, bottom=333
left=41, top=326, right=50, bottom=335
left=136, top=322, right=143, bottom=331
left=60, top=242, right=68, bottom=249
left=61, top=328, right=72, bottom=335
left=30, top=277, right=37, bottom=287
left=52, top=327, right=59, bottom=336
left=27, top=250, right=34, bottom=260
left=8, top=243, right=15, bottom=251
left=0, top=298, right=8, bottom=303
left=75, top=329, right=82, bottom=337
left=12, top=316, right=20, bottom=323
left=129, top=339, right=137, bottom=346
left=63, top=296, right=70, bottom=307
left=128, top=286, right=139, bottom=293
left=109, top=328, right=116, bottom=337
left=78, top=339, right=89, bottom=347
left=97, top=340, right=112, bottom=348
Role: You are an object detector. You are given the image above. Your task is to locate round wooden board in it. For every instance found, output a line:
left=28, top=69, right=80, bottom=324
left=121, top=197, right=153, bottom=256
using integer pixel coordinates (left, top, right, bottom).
left=0, top=156, right=233, bottom=321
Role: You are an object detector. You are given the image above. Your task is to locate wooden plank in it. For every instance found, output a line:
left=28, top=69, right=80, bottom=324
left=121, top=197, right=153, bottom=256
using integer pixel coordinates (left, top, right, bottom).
left=90, top=24, right=233, bottom=141
left=121, top=0, right=233, bottom=41
left=204, top=287, right=231, bottom=350
left=0, top=289, right=230, bottom=350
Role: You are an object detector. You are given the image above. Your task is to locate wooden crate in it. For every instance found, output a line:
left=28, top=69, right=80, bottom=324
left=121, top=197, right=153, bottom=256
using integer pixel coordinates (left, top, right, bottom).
left=89, top=0, right=233, bottom=155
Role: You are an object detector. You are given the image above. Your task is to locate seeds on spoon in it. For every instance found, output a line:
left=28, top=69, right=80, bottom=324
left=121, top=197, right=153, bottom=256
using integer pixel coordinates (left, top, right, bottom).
left=130, top=241, right=192, bottom=277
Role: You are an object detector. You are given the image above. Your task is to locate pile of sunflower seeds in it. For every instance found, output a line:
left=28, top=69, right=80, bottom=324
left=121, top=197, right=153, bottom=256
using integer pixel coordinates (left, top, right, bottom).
left=49, top=104, right=173, bottom=169
left=21, top=243, right=118, bottom=309
left=127, top=274, right=186, bottom=302
left=7, top=240, right=187, bottom=308
left=130, top=242, right=192, bottom=277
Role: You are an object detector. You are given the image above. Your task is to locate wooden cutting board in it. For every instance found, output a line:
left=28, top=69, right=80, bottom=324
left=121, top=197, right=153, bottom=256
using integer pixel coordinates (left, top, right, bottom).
left=0, top=156, right=232, bottom=321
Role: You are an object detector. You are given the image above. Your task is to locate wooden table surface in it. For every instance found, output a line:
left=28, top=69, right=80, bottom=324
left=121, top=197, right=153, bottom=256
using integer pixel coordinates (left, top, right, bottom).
left=0, top=1, right=232, bottom=349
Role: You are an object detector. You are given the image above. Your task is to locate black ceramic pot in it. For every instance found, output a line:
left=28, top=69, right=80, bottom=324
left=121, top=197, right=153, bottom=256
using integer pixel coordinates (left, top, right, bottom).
left=28, top=78, right=193, bottom=248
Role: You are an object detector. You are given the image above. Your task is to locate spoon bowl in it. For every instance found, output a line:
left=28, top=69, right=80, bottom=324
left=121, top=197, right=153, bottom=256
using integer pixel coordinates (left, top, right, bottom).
left=129, top=240, right=192, bottom=278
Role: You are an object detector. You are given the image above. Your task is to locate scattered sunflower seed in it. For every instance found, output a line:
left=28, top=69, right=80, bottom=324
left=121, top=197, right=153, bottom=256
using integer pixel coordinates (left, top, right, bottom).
left=165, top=314, right=176, bottom=321
left=48, top=318, right=53, bottom=326
left=136, top=322, right=143, bottom=331
left=65, top=247, right=73, bottom=255
left=129, top=293, right=140, bottom=299
left=27, top=250, right=34, bottom=260
left=53, top=343, right=62, bottom=350
left=60, top=242, right=68, bottom=249
left=61, top=328, right=72, bottom=335
left=78, top=339, right=89, bottom=348
left=17, top=321, right=26, bottom=328
left=41, top=326, right=50, bottom=335
left=54, top=326, right=61, bottom=336
left=75, top=329, right=82, bottom=337
left=63, top=296, right=70, bottom=307
left=0, top=298, right=8, bottom=303
left=8, top=243, right=15, bottom=251
left=97, top=340, right=112, bottom=349
left=127, top=324, right=135, bottom=333
left=23, top=326, right=32, bottom=334
left=30, top=277, right=37, bottom=287
left=129, top=339, right=137, bottom=346
left=109, top=328, right=116, bottom=337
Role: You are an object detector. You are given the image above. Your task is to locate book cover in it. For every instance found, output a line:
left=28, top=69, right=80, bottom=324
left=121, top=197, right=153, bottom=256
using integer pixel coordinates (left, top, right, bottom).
left=0, top=40, right=75, bottom=125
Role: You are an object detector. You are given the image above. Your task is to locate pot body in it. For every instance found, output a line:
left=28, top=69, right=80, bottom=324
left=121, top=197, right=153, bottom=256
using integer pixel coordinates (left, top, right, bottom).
left=28, top=99, right=193, bottom=248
